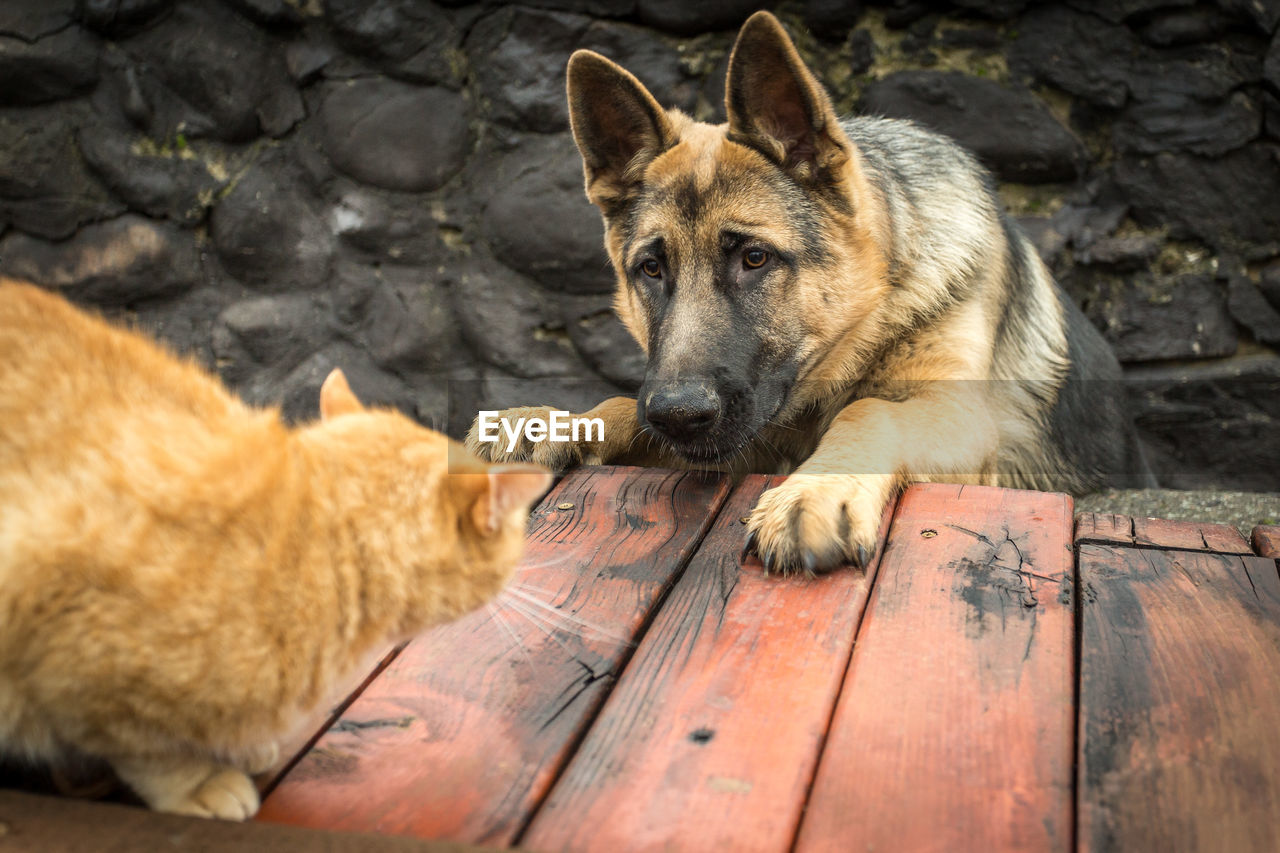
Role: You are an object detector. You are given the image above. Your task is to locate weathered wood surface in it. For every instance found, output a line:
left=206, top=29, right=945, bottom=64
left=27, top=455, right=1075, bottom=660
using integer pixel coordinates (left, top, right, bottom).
left=521, top=475, right=892, bottom=852
left=1077, top=543, right=1280, bottom=852
left=1075, top=512, right=1252, bottom=554
left=258, top=466, right=730, bottom=845
left=796, top=484, right=1077, bottom=853
left=1253, top=524, right=1280, bottom=558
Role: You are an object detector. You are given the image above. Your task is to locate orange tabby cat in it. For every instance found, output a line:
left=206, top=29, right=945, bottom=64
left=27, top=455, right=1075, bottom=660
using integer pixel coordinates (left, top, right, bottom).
left=0, top=279, right=550, bottom=820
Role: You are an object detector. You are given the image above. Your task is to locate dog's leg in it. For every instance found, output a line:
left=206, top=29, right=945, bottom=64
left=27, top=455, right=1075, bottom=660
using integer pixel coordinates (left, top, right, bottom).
left=465, top=397, right=684, bottom=472
left=744, top=386, right=998, bottom=573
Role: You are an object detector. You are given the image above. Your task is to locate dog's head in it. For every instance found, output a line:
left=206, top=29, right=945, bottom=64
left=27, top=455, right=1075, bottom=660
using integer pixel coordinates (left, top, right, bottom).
left=567, top=11, right=887, bottom=464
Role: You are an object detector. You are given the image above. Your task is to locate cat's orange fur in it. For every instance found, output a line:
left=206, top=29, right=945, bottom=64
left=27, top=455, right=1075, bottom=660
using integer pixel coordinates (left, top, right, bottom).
left=0, top=279, right=550, bottom=820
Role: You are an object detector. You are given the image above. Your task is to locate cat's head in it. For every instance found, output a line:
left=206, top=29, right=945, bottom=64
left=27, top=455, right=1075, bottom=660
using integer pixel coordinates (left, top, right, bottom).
left=308, top=369, right=552, bottom=623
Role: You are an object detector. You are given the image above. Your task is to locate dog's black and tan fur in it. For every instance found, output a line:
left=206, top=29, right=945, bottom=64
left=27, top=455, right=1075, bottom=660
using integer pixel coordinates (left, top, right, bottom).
left=467, top=11, right=1151, bottom=572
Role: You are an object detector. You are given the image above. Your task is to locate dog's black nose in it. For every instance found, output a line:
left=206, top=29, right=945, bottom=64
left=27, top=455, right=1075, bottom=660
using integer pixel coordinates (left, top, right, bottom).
left=643, top=383, right=721, bottom=442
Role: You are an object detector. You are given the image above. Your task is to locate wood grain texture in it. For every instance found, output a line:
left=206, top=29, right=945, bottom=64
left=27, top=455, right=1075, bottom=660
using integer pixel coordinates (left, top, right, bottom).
left=257, top=466, right=730, bottom=845
left=1253, top=525, right=1280, bottom=558
left=796, top=484, right=1076, bottom=853
left=520, top=475, right=892, bottom=853
left=1077, top=543, right=1280, bottom=852
left=1076, top=512, right=1252, bottom=554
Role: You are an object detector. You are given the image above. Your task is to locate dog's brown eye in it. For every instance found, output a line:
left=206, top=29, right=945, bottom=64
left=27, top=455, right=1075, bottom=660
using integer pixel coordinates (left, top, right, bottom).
left=744, top=249, right=769, bottom=269
left=641, top=259, right=662, bottom=278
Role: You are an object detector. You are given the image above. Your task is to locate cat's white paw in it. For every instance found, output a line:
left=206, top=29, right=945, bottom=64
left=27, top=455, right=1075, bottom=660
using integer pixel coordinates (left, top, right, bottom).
left=165, top=768, right=260, bottom=821
left=114, top=756, right=262, bottom=821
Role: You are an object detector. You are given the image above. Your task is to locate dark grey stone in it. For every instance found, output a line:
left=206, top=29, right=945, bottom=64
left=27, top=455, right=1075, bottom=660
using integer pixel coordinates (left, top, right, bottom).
left=805, top=0, right=864, bottom=38
left=319, top=79, right=471, bottom=193
left=0, top=29, right=99, bottom=106
left=323, top=0, right=462, bottom=87
left=635, top=0, right=764, bottom=34
left=446, top=253, right=593, bottom=378
left=949, top=0, right=1028, bottom=19
left=1076, top=234, right=1163, bottom=271
left=285, top=40, right=335, bottom=84
left=467, top=6, right=591, bottom=133
left=1138, top=7, right=1232, bottom=46
left=859, top=71, right=1086, bottom=183
left=1226, top=270, right=1280, bottom=346
left=358, top=264, right=467, bottom=374
left=1217, top=0, right=1280, bottom=34
left=848, top=28, right=876, bottom=75
left=209, top=150, right=334, bottom=291
left=276, top=343, right=420, bottom=424
left=478, top=134, right=613, bottom=295
left=1113, top=145, right=1280, bottom=250
left=512, top=0, right=635, bottom=16
left=219, top=0, right=303, bottom=26
left=0, top=214, right=199, bottom=306
left=78, top=0, right=171, bottom=34
left=1262, top=261, right=1280, bottom=311
left=212, top=294, right=332, bottom=385
left=120, top=0, right=304, bottom=141
left=0, top=105, right=124, bottom=240
left=1085, top=272, right=1238, bottom=363
left=936, top=25, right=1003, bottom=51
left=1, top=0, right=77, bottom=39
left=77, top=125, right=226, bottom=225
left=1113, top=90, right=1259, bottom=157
left=327, top=183, right=450, bottom=265
left=1115, top=43, right=1263, bottom=156
left=579, top=20, right=698, bottom=113
left=1065, top=0, right=1194, bottom=23
left=1127, top=355, right=1280, bottom=490
left=563, top=295, right=646, bottom=390
left=1009, top=6, right=1136, bottom=109
left=1267, top=30, right=1280, bottom=93
left=881, top=0, right=935, bottom=29
left=128, top=285, right=235, bottom=369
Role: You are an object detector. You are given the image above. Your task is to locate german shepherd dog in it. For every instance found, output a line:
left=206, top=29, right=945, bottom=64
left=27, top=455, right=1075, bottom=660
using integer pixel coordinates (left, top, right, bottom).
left=467, top=11, right=1151, bottom=573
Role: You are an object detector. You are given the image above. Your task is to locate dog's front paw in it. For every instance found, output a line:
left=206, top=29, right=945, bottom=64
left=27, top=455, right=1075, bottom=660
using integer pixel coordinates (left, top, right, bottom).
left=464, top=406, right=592, bottom=474
left=743, top=474, right=893, bottom=574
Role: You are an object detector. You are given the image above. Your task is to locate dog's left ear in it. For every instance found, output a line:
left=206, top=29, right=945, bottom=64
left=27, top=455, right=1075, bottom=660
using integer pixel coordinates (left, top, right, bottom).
left=725, top=11, right=849, bottom=185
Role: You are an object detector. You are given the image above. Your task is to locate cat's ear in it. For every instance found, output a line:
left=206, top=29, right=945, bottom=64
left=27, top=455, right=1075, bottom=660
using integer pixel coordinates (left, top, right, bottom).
left=319, top=369, right=364, bottom=420
left=567, top=49, right=675, bottom=215
left=725, top=11, right=848, bottom=185
left=471, top=464, right=553, bottom=534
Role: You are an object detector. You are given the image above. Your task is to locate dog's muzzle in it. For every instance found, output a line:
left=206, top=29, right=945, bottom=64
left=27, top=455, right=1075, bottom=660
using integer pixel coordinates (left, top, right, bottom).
left=642, top=381, right=722, bottom=445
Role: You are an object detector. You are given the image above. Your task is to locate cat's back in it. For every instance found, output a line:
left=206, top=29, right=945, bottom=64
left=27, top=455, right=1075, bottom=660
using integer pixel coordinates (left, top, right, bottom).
left=0, top=281, right=288, bottom=554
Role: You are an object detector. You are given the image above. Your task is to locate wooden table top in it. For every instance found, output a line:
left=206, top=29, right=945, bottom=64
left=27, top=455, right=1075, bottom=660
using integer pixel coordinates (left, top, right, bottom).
left=252, top=465, right=1280, bottom=852
left=4, top=465, right=1278, bottom=851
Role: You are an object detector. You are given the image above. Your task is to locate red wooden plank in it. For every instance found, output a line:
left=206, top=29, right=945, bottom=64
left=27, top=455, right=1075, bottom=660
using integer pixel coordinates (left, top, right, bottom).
left=1254, top=524, right=1280, bottom=558
left=1077, top=543, right=1280, bottom=851
left=1076, top=512, right=1252, bottom=554
left=796, top=484, right=1076, bottom=853
left=520, top=475, right=892, bottom=853
left=257, top=466, right=730, bottom=844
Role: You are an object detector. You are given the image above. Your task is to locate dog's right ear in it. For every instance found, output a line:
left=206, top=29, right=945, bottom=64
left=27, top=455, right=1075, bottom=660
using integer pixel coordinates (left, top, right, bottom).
left=567, top=50, right=674, bottom=217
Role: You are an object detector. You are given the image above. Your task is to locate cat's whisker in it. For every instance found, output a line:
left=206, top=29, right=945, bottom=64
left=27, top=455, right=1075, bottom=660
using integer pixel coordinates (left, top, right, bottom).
left=504, top=581, right=563, bottom=599
left=486, top=603, right=535, bottom=669
left=504, top=587, right=635, bottom=646
left=500, top=598, right=582, bottom=659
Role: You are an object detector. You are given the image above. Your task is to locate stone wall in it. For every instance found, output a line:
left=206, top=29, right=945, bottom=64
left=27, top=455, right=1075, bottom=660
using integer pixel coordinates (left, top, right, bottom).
left=1, top=0, right=1278, bottom=489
